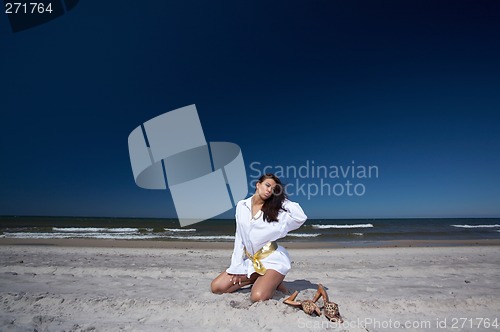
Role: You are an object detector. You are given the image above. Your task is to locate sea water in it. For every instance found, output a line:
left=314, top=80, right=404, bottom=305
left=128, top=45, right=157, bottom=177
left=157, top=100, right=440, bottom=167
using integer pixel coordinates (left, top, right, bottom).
left=1, top=216, right=499, bottom=244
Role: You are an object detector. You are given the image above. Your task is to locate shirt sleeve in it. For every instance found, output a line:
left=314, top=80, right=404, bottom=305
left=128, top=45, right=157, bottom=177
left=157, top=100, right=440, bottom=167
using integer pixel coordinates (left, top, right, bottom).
left=279, top=199, right=308, bottom=236
left=225, top=205, right=247, bottom=275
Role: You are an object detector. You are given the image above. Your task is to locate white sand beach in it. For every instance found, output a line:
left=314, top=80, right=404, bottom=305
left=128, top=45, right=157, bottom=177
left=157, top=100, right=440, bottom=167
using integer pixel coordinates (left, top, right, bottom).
left=0, top=241, right=499, bottom=331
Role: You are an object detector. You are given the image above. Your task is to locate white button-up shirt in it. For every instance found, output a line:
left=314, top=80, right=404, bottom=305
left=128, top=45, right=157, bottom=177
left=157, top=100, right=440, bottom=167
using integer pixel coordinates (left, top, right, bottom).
left=226, top=196, right=307, bottom=276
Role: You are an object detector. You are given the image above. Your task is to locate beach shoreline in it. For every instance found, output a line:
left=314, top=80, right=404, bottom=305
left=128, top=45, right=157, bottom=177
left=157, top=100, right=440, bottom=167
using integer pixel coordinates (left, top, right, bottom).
left=1, top=237, right=500, bottom=249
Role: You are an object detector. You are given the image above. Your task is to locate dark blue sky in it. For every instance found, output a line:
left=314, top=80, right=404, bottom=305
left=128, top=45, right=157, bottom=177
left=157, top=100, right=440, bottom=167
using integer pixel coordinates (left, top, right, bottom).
left=1, top=0, right=500, bottom=219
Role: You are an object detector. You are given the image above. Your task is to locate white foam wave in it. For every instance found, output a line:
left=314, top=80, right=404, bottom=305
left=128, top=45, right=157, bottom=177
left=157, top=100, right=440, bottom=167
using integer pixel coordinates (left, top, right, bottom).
left=351, top=233, right=364, bottom=236
left=312, top=224, right=373, bottom=229
left=164, top=228, right=196, bottom=232
left=286, top=233, right=321, bottom=238
left=4, top=232, right=158, bottom=240
left=451, top=224, right=500, bottom=229
left=52, top=227, right=138, bottom=233
left=3, top=230, right=234, bottom=241
left=165, top=235, right=235, bottom=241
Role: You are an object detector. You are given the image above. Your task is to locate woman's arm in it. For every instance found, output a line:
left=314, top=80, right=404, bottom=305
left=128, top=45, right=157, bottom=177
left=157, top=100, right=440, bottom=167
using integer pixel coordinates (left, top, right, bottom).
left=279, top=199, right=308, bottom=235
left=226, top=227, right=247, bottom=275
left=225, top=204, right=247, bottom=275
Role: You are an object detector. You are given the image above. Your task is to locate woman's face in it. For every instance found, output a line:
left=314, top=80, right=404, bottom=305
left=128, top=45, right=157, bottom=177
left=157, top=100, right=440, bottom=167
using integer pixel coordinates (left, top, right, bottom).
left=256, top=178, right=277, bottom=201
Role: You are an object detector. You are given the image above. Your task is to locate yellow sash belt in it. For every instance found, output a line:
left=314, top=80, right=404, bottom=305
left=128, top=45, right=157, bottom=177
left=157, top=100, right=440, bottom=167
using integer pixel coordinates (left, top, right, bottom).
left=244, top=241, right=278, bottom=275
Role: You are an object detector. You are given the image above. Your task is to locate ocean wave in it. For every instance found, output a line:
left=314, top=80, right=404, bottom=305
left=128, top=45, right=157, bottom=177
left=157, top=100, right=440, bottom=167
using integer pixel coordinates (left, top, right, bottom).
left=164, top=228, right=196, bottom=232
left=351, top=233, right=364, bottom=236
left=3, top=232, right=159, bottom=240
left=451, top=224, right=500, bottom=229
left=52, top=227, right=138, bottom=233
left=286, top=233, right=321, bottom=238
left=165, top=235, right=235, bottom=241
left=311, top=224, right=373, bottom=229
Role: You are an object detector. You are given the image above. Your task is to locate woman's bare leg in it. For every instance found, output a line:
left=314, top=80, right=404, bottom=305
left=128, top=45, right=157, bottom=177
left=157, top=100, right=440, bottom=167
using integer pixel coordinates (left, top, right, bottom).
left=277, top=281, right=289, bottom=294
left=250, top=269, right=286, bottom=302
left=211, top=271, right=258, bottom=294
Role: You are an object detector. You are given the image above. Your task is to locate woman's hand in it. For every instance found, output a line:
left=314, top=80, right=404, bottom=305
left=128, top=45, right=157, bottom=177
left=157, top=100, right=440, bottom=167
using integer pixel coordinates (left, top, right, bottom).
left=228, top=273, right=247, bottom=285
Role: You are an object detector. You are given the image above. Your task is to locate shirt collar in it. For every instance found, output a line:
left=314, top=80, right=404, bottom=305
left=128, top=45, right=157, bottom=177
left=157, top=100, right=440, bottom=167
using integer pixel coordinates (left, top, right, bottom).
left=242, top=196, right=253, bottom=210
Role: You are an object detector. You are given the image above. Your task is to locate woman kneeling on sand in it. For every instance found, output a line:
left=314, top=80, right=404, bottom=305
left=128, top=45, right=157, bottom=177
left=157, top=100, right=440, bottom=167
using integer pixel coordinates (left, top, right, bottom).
left=211, top=173, right=307, bottom=302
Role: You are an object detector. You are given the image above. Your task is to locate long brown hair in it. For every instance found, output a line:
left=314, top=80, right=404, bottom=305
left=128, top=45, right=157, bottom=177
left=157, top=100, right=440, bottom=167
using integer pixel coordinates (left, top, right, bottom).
left=258, top=174, right=287, bottom=222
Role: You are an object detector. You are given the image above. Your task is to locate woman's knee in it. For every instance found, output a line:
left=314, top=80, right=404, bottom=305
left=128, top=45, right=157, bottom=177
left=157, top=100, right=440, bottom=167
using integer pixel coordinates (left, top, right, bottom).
left=210, top=279, right=224, bottom=294
left=250, top=289, right=272, bottom=302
